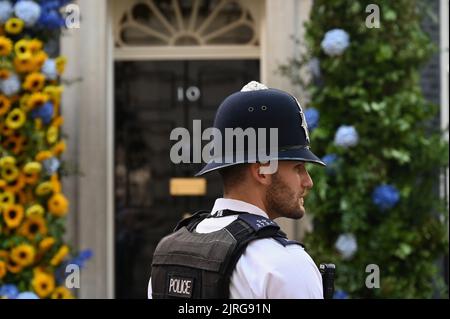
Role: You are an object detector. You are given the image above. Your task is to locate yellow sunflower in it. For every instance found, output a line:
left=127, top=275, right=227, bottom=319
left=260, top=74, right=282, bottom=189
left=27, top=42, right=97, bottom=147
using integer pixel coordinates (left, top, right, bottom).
left=14, top=39, right=31, bottom=58
left=17, top=190, right=28, bottom=205
left=3, top=136, right=26, bottom=156
left=25, top=92, right=48, bottom=112
left=32, top=271, right=55, bottom=298
left=51, top=287, right=74, bottom=299
left=50, top=245, right=69, bottom=266
left=47, top=126, right=58, bottom=144
left=52, top=101, right=59, bottom=117
left=24, top=162, right=42, bottom=175
left=0, top=68, right=10, bottom=80
left=13, top=56, right=35, bottom=73
left=28, top=39, right=43, bottom=54
left=0, top=250, right=8, bottom=259
left=6, top=258, right=22, bottom=274
left=32, top=51, right=48, bottom=71
left=39, top=237, right=55, bottom=252
left=44, top=86, right=63, bottom=105
left=0, top=123, right=14, bottom=137
left=19, top=215, right=48, bottom=241
left=3, top=204, right=24, bottom=228
left=35, top=181, right=53, bottom=196
left=5, top=173, right=26, bottom=193
left=19, top=93, right=30, bottom=109
left=0, top=191, right=15, bottom=208
left=2, top=137, right=16, bottom=154
left=50, top=175, right=61, bottom=193
left=23, top=72, right=46, bottom=92
left=26, top=204, right=44, bottom=217
left=52, top=115, right=64, bottom=128
left=0, top=260, right=6, bottom=279
left=24, top=172, right=39, bottom=185
left=0, top=36, right=12, bottom=54
left=5, top=108, right=26, bottom=130
left=11, top=244, right=36, bottom=267
left=55, top=57, right=67, bottom=75
left=48, top=193, right=68, bottom=217
left=35, top=150, right=53, bottom=162
left=1, top=165, right=19, bottom=182
left=0, top=36, right=12, bottom=56
left=5, top=18, right=24, bottom=35
left=0, top=156, right=16, bottom=167
left=52, top=141, right=66, bottom=156
left=0, top=94, right=11, bottom=116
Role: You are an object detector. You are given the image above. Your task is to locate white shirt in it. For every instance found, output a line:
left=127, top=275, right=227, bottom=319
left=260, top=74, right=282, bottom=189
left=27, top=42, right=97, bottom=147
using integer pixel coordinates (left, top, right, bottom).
left=148, top=198, right=323, bottom=299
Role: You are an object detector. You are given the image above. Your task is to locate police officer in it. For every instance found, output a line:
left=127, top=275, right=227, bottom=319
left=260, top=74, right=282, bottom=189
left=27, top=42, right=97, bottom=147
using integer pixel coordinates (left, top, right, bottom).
left=148, top=81, right=326, bottom=299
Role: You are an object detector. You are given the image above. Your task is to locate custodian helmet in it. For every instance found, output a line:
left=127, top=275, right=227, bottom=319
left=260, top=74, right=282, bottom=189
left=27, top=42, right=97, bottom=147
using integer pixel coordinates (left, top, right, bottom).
left=196, top=81, right=325, bottom=176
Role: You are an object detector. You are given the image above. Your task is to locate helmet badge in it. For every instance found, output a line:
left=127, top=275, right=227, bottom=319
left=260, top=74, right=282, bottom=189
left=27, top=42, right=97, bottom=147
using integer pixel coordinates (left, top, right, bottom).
left=241, top=81, right=269, bottom=92
left=293, top=97, right=310, bottom=145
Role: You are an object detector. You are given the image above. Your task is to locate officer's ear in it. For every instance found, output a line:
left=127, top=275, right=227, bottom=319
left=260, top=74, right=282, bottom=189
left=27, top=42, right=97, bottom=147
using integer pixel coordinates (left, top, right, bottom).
left=249, top=163, right=273, bottom=186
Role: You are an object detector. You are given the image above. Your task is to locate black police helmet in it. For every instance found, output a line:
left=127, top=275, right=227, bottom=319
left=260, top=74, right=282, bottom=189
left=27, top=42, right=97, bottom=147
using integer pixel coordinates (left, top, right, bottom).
left=196, top=82, right=325, bottom=176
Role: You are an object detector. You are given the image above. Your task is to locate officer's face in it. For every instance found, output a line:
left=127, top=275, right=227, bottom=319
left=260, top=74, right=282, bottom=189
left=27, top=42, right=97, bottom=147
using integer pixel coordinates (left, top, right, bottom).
left=265, top=161, right=313, bottom=220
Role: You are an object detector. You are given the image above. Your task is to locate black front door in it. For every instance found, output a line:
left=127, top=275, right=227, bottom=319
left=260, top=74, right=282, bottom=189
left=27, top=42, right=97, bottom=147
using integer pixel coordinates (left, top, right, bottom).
left=114, top=60, right=260, bottom=298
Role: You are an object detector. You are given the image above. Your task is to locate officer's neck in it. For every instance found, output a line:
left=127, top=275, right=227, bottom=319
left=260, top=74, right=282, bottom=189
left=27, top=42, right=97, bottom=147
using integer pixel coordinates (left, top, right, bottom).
left=222, top=192, right=277, bottom=220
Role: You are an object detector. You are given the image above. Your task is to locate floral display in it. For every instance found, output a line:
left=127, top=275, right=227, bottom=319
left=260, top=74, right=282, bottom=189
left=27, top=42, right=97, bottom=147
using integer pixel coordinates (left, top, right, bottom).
left=280, top=0, right=448, bottom=298
left=0, top=0, right=87, bottom=299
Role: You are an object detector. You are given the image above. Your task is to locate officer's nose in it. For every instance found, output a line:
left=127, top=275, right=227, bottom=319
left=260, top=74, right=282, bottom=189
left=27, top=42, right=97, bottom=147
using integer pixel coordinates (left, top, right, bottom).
left=302, top=170, right=314, bottom=190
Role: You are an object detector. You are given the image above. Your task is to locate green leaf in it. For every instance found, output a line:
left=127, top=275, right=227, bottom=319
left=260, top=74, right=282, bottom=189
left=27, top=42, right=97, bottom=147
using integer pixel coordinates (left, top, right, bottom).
left=394, top=243, right=412, bottom=259
left=376, top=45, right=393, bottom=62
left=384, top=10, right=397, bottom=21
left=382, top=148, right=411, bottom=164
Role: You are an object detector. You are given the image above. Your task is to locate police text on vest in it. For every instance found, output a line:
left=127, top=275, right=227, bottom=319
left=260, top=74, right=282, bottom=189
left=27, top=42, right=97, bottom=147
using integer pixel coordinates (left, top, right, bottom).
left=168, top=276, right=194, bottom=298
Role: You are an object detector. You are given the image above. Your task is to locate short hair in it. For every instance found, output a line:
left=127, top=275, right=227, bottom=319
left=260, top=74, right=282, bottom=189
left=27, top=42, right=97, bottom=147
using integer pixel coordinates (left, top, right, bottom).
left=218, top=164, right=249, bottom=193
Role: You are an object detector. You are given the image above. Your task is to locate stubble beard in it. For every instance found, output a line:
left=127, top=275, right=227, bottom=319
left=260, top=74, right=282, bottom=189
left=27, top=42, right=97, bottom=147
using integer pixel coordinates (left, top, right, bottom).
left=266, top=173, right=305, bottom=220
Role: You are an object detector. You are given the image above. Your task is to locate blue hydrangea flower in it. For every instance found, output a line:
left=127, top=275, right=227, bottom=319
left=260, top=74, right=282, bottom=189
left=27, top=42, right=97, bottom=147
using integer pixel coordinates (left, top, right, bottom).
left=0, top=73, right=21, bottom=97
left=321, top=28, right=350, bottom=57
left=335, top=233, right=357, bottom=260
left=16, top=292, right=40, bottom=299
left=43, top=156, right=60, bottom=174
left=322, top=153, right=338, bottom=174
left=334, top=125, right=359, bottom=148
left=0, top=284, right=19, bottom=299
left=322, top=153, right=337, bottom=166
left=14, top=0, right=42, bottom=27
left=40, top=0, right=72, bottom=10
left=305, top=107, right=320, bottom=131
left=70, top=249, right=93, bottom=268
left=0, top=0, right=13, bottom=24
left=42, top=59, right=58, bottom=80
left=55, top=249, right=93, bottom=284
left=308, top=57, right=321, bottom=79
left=38, top=9, right=64, bottom=29
left=78, top=249, right=93, bottom=260
left=333, top=290, right=349, bottom=299
left=31, top=101, right=54, bottom=124
left=40, top=0, right=63, bottom=10
left=372, top=184, right=400, bottom=210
